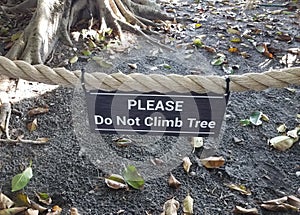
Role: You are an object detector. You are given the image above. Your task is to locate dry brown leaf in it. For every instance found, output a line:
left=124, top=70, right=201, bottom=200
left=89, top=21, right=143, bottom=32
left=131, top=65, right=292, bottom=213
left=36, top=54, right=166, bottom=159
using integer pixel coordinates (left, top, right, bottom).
left=200, top=156, right=225, bottom=169
left=0, top=207, right=27, bottom=215
left=70, top=207, right=80, bottom=215
left=28, top=107, right=49, bottom=117
left=161, top=198, right=179, bottom=215
left=168, top=173, right=181, bottom=189
left=0, top=193, right=14, bottom=209
left=260, top=203, right=291, bottom=212
left=25, top=208, right=39, bottom=215
left=27, top=118, right=37, bottom=132
left=287, top=195, right=300, bottom=208
left=261, top=196, right=300, bottom=212
left=233, top=206, right=259, bottom=214
left=182, top=157, right=192, bottom=173
left=225, top=183, right=251, bottom=195
left=46, top=205, right=62, bottom=215
left=30, top=201, right=48, bottom=213
left=183, top=194, right=194, bottom=214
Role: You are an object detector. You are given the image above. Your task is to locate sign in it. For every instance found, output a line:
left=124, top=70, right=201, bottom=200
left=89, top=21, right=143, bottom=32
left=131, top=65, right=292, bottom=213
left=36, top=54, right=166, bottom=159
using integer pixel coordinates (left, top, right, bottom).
left=86, top=90, right=227, bottom=137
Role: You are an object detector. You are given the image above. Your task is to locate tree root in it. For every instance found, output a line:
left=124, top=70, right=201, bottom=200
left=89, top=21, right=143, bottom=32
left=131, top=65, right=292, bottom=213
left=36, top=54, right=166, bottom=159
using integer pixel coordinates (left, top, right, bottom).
left=5, top=0, right=173, bottom=64
left=0, top=89, right=49, bottom=145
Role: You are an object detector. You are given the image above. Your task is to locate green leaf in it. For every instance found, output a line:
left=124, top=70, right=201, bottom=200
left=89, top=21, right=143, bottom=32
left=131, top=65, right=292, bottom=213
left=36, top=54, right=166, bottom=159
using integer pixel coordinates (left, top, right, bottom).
left=240, top=119, right=251, bottom=126
left=11, top=167, right=33, bottom=192
left=123, top=165, right=145, bottom=190
left=163, top=64, right=172, bottom=69
left=69, top=55, right=78, bottom=64
left=81, top=49, right=92, bottom=56
left=255, top=45, right=265, bottom=53
left=35, top=192, right=52, bottom=205
left=211, top=56, right=226, bottom=66
left=193, top=38, right=204, bottom=47
left=249, top=111, right=263, bottom=126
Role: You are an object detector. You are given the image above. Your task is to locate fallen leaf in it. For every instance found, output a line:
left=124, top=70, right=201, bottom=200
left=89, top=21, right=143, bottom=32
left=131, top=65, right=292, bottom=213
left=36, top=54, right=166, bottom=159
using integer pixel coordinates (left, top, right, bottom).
left=81, top=49, right=92, bottom=56
left=287, top=127, right=300, bottom=139
left=287, top=195, right=300, bottom=209
left=233, top=137, right=244, bottom=144
left=69, top=56, right=78, bottom=64
left=193, top=38, right=204, bottom=47
left=114, top=137, right=132, bottom=147
left=240, top=119, right=251, bottom=126
left=0, top=193, right=14, bottom=209
left=123, top=165, right=145, bottom=190
left=200, top=156, right=225, bottom=169
left=91, top=56, right=113, bottom=68
left=27, top=118, right=37, bottom=132
left=30, top=201, right=48, bottom=213
left=168, top=173, right=181, bottom=189
left=269, top=135, right=298, bottom=151
left=182, top=157, right=192, bottom=173
left=28, top=107, right=49, bottom=117
left=46, top=205, right=62, bottom=215
left=25, top=209, right=39, bottom=215
left=249, top=111, right=263, bottom=126
left=263, top=196, right=288, bottom=204
left=261, top=113, right=269, bottom=122
left=0, top=207, right=27, bottom=215
left=225, top=183, right=251, bottom=195
left=183, top=194, right=194, bottom=214
left=161, top=198, right=179, bottom=215
left=277, top=124, right=287, bottom=133
left=233, top=206, right=259, bottom=214
left=227, top=28, right=240, bottom=35
left=228, top=47, right=239, bottom=53
left=35, top=192, right=52, bottom=205
left=260, top=203, right=295, bottom=212
left=70, top=207, right=80, bottom=215
left=211, top=54, right=226, bottom=66
left=128, top=63, right=137, bottom=69
left=11, top=164, right=33, bottom=192
left=230, top=37, right=242, bottom=43
left=104, top=174, right=128, bottom=190
left=14, top=193, right=30, bottom=207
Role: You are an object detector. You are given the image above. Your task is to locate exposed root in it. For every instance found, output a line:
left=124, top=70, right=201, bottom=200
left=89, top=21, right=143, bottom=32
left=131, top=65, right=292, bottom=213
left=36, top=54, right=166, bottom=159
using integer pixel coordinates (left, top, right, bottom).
left=6, top=0, right=172, bottom=64
left=0, top=91, right=49, bottom=145
left=1, top=0, right=37, bottom=13
left=0, top=137, right=49, bottom=144
left=0, top=91, right=11, bottom=139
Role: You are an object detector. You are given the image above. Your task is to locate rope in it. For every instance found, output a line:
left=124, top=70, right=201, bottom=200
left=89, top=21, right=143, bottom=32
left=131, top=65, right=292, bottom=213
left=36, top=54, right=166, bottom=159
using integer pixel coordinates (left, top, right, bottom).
left=0, top=56, right=299, bottom=94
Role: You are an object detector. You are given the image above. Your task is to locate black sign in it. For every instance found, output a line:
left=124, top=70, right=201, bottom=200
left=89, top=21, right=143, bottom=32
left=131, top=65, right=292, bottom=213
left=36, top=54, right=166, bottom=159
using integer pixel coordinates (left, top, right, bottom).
left=86, top=90, right=227, bottom=137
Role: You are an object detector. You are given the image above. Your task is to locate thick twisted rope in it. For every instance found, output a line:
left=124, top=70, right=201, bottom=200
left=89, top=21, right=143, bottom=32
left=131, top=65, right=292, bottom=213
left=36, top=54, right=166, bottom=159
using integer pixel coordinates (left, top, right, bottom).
left=0, top=56, right=299, bottom=94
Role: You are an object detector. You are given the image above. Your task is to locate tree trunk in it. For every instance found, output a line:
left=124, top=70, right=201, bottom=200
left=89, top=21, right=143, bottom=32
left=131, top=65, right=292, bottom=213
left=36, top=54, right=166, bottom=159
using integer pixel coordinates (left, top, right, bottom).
left=3, top=0, right=170, bottom=64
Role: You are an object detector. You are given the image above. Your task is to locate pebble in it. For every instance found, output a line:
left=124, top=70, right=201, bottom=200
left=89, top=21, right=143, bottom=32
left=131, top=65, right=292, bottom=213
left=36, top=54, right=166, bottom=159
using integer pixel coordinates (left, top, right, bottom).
left=296, top=171, right=300, bottom=177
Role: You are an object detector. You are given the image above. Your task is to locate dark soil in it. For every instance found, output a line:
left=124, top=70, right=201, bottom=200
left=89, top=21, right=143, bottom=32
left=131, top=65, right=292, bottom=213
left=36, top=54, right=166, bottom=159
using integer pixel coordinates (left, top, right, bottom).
left=0, top=0, right=300, bottom=215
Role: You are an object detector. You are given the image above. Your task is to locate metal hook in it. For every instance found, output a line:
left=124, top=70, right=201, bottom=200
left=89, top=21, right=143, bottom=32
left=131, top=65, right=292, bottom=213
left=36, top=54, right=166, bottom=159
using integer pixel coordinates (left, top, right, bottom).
left=81, top=68, right=87, bottom=93
left=225, top=76, right=231, bottom=104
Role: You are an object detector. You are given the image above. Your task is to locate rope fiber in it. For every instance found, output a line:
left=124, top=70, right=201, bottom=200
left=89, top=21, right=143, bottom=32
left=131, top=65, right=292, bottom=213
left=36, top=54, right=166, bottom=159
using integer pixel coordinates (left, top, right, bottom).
left=0, top=56, right=299, bottom=94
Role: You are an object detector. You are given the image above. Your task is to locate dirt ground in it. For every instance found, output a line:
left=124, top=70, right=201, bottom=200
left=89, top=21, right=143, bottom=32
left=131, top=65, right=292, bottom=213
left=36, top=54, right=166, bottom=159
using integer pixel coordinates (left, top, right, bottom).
left=0, top=0, right=300, bottom=214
